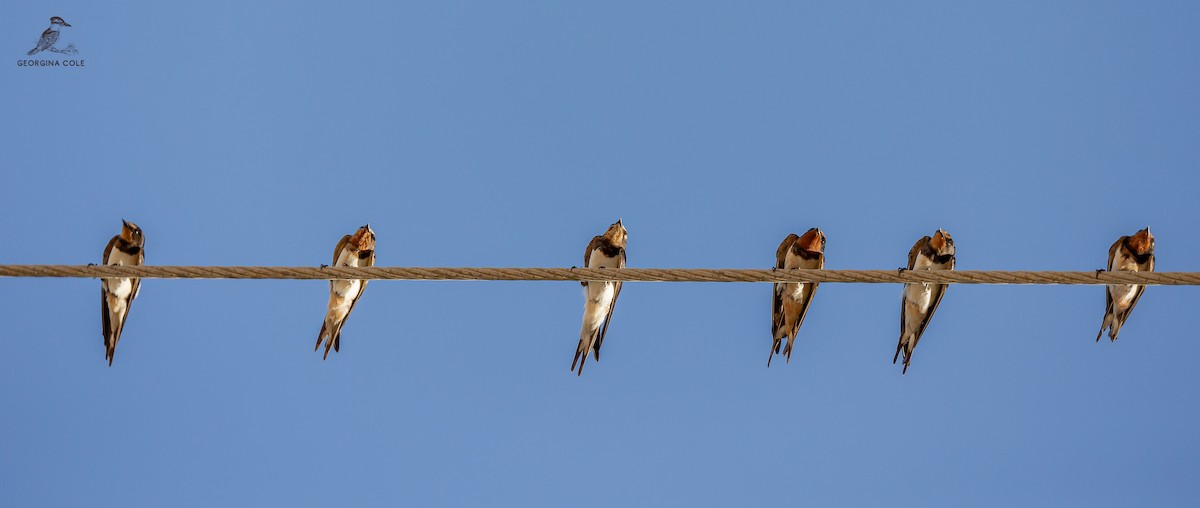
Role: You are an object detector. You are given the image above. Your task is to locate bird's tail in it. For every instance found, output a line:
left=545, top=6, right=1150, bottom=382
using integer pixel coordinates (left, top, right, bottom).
left=315, top=321, right=328, bottom=352
left=783, top=337, right=797, bottom=364
left=1096, top=305, right=1113, bottom=342
left=105, top=316, right=124, bottom=368
left=1107, top=314, right=1124, bottom=342
left=28, top=47, right=39, bottom=56
left=324, top=331, right=338, bottom=360
left=572, top=324, right=597, bottom=376
left=320, top=317, right=345, bottom=360
left=768, top=324, right=788, bottom=367
left=897, top=336, right=914, bottom=374
left=316, top=319, right=338, bottom=360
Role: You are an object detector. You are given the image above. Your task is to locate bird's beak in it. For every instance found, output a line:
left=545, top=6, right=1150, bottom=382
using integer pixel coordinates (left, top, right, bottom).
left=616, top=218, right=623, bottom=226
left=61, top=20, right=71, bottom=27
left=121, top=219, right=131, bottom=228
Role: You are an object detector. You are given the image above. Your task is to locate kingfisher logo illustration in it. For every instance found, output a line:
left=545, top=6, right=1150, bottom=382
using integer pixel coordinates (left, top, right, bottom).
left=18, top=16, right=85, bottom=67
left=28, top=16, right=75, bottom=55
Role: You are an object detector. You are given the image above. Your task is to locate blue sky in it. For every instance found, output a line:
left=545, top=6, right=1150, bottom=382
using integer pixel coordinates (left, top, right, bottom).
left=3, top=1, right=1199, bottom=506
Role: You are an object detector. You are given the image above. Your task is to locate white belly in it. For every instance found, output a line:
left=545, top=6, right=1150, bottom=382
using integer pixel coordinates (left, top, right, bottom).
left=588, top=281, right=615, bottom=307
left=108, top=277, right=133, bottom=300
left=1109, top=284, right=1138, bottom=310
left=589, top=247, right=621, bottom=269
left=332, top=279, right=362, bottom=300
left=584, top=282, right=615, bottom=329
left=904, top=283, right=933, bottom=313
left=787, top=282, right=807, bottom=301
left=583, top=246, right=621, bottom=329
left=912, top=255, right=935, bottom=271
left=106, top=248, right=138, bottom=266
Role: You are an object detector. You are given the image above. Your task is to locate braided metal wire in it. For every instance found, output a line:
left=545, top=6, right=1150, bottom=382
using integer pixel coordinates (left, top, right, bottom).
left=0, top=265, right=1194, bottom=285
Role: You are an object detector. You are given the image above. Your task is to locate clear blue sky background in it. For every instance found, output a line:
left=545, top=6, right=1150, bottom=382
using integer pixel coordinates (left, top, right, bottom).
left=3, top=1, right=1199, bottom=506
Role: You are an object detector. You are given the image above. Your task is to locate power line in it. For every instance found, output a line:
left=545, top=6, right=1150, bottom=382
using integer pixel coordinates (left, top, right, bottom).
left=0, top=265, right=1192, bottom=285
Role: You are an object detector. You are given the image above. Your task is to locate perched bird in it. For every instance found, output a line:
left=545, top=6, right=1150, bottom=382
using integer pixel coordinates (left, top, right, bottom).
left=100, top=219, right=145, bottom=366
left=572, top=219, right=627, bottom=376
left=28, top=16, right=71, bottom=56
left=1096, top=227, right=1155, bottom=342
left=894, top=229, right=955, bottom=374
left=769, top=228, right=826, bottom=366
left=316, top=225, right=376, bottom=360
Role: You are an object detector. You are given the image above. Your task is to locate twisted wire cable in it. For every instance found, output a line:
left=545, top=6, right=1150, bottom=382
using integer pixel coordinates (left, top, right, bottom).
left=0, top=265, right=1194, bottom=285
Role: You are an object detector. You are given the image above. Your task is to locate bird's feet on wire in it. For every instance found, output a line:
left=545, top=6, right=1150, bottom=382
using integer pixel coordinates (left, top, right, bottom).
left=87, top=263, right=96, bottom=267
left=1095, top=269, right=1104, bottom=277
left=897, top=267, right=908, bottom=276
left=320, top=264, right=328, bottom=269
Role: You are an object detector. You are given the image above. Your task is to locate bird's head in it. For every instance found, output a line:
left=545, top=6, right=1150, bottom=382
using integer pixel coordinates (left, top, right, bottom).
left=1129, top=227, right=1154, bottom=256
left=50, top=17, right=71, bottom=27
left=930, top=228, right=954, bottom=257
left=604, top=218, right=627, bottom=247
left=350, top=224, right=376, bottom=251
left=797, top=227, right=826, bottom=254
left=120, top=219, right=144, bottom=247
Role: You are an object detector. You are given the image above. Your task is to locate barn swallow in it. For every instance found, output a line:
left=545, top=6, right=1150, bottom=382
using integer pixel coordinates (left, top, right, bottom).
left=1096, top=227, right=1155, bottom=342
left=101, top=219, right=145, bottom=366
left=769, top=228, right=826, bottom=366
left=894, top=229, right=955, bottom=374
left=316, top=225, right=376, bottom=360
left=572, top=219, right=627, bottom=376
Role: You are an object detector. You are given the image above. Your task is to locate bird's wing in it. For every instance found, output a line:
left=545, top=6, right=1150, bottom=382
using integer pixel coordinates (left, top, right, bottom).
left=344, top=248, right=374, bottom=315
left=1119, top=251, right=1154, bottom=325
left=772, top=282, right=785, bottom=339
left=103, top=235, right=117, bottom=264
left=910, top=256, right=954, bottom=351
left=775, top=235, right=795, bottom=269
left=1120, top=283, right=1147, bottom=325
left=36, top=28, right=56, bottom=51
left=593, top=246, right=624, bottom=359
left=111, top=246, right=145, bottom=353
left=334, top=248, right=374, bottom=354
left=333, top=235, right=351, bottom=266
left=100, top=288, right=112, bottom=352
left=1097, top=236, right=1125, bottom=339
left=581, top=235, right=605, bottom=287
left=907, top=236, right=929, bottom=271
left=788, top=254, right=824, bottom=338
left=113, top=281, right=139, bottom=350
left=894, top=292, right=907, bottom=364
left=895, top=236, right=928, bottom=360
left=1105, top=237, right=1124, bottom=311
left=585, top=235, right=606, bottom=267
left=100, top=236, right=118, bottom=350
left=1106, top=236, right=1125, bottom=272
left=771, top=235, right=796, bottom=337
left=908, top=284, right=947, bottom=354
left=131, top=244, right=145, bottom=301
